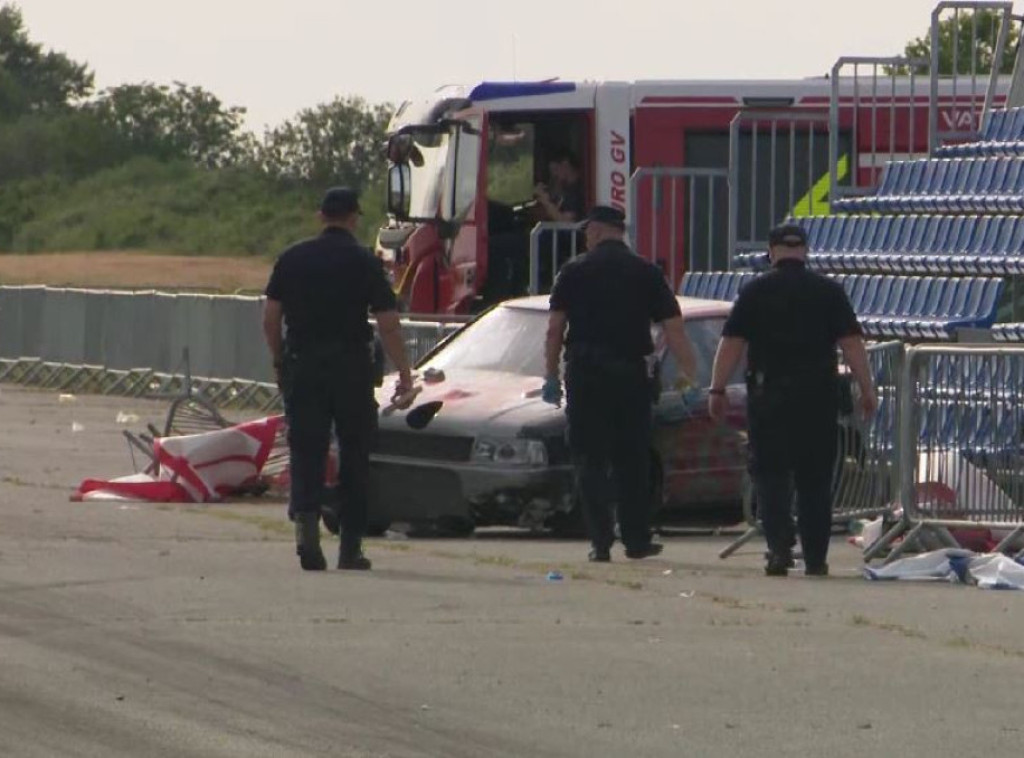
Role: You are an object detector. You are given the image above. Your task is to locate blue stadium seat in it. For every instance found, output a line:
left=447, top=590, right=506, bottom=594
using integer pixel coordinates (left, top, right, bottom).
left=832, top=158, right=1024, bottom=216
left=737, top=215, right=1024, bottom=277
left=682, top=271, right=1002, bottom=341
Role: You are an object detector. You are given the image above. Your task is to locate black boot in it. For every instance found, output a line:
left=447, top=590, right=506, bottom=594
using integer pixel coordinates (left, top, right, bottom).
left=338, top=535, right=372, bottom=571
left=764, top=551, right=792, bottom=577
left=294, top=513, right=327, bottom=571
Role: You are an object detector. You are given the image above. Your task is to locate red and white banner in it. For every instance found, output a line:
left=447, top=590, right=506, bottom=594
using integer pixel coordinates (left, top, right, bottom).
left=74, top=416, right=284, bottom=503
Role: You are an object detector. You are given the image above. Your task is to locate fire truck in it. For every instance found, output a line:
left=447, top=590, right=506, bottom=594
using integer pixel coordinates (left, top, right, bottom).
left=379, top=77, right=1003, bottom=315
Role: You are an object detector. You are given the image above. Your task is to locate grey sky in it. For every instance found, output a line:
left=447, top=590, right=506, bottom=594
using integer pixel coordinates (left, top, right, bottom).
left=24, top=0, right=951, bottom=130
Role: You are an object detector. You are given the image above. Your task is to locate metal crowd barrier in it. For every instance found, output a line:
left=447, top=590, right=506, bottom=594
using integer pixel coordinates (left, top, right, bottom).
left=719, top=342, right=905, bottom=560
left=865, top=345, right=1024, bottom=562
left=0, top=284, right=469, bottom=408
left=527, top=221, right=584, bottom=295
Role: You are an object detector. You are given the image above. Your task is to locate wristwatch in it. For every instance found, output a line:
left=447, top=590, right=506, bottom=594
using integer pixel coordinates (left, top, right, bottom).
left=708, top=388, right=726, bottom=396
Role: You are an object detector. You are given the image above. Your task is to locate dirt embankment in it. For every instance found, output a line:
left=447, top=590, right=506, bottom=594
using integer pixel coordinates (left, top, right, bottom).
left=0, top=252, right=272, bottom=293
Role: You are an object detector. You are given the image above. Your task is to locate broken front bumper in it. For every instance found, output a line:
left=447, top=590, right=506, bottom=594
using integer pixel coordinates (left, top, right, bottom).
left=369, top=456, right=575, bottom=527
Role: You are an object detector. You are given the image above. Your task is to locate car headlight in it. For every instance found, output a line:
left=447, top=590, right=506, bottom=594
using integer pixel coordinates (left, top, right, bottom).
left=472, top=437, right=548, bottom=466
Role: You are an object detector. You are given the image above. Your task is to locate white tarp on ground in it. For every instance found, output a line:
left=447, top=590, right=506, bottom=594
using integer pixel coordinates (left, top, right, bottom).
left=864, top=549, right=1024, bottom=590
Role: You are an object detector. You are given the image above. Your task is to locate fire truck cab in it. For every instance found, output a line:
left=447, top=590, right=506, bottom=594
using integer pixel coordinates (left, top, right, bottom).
left=379, top=78, right=978, bottom=315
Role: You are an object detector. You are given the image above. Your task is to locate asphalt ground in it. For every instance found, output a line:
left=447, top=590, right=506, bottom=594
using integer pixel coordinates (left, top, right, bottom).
left=1, top=385, right=1022, bottom=757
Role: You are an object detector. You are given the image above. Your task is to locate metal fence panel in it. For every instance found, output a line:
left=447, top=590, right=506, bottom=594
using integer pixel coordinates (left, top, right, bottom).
left=829, top=56, right=931, bottom=202
left=832, top=342, right=904, bottom=522
left=873, top=345, right=1024, bottom=561
left=528, top=221, right=584, bottom=295
left=0, top=285, right=29, bottom=358
left=728, top=111, right=831, bottom=263
left=929, top=2, right=1017, bottom=151
left=630, top=167, right=730, bottom=283
left=0, top=286, right=470, bottom=384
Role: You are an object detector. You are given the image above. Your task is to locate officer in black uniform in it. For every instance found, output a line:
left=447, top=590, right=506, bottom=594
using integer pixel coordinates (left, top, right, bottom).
left=262, top=187, right=413, bottom=572
left=544, top=206, right=699, bottom=562
left=708, top=223, right=877, bottom=577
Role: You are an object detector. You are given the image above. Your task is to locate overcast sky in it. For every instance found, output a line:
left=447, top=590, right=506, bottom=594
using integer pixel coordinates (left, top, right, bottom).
left=23, top=0, right=952, bottom=130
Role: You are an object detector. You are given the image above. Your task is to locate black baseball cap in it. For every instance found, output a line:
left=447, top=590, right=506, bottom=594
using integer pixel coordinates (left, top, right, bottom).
left=767, top=223, right=808, bottom=247
left=583, top=205, right=626, bottom=229
left=320, top=187, right=361, bottom=217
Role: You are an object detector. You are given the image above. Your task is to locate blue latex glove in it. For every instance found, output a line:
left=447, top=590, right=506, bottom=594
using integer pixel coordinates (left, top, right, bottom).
left=541, top=377, right=563, bottom=406
left=680, top=387, right=703, bottom=408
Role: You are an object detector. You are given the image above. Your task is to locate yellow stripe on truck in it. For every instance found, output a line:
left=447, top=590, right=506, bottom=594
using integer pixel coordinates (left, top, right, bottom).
left=790, top=154, right=848, bottom=217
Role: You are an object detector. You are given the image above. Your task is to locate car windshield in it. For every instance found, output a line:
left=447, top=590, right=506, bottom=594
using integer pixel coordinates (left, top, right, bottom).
left=423, top=304, right=736, bottom=382
left=424, top=306, right=548, bottom=377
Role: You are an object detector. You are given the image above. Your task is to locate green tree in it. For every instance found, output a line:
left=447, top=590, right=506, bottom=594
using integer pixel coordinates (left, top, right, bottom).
left=0, top=3, right=93, bottom=120
left=901, top=8, right=1020, bottom=75
left=257, top=96, right=394, bottom=190
left=89, top=82, right=254, bottom=168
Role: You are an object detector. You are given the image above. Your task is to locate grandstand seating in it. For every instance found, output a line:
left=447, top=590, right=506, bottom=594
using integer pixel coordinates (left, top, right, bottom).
left=734, top=214, right=1024, bottom=276
left=718, top=106, right=1024, bottom=342
left=935, top=108, right=1024, bottom=158
left=831, top=157, right=1024, bottom=215
left=680, top=272, right=1002, bottom=340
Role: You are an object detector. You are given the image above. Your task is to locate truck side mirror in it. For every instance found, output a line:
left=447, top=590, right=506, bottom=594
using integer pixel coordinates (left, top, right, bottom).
left=387, top=164, right=412, bottom=220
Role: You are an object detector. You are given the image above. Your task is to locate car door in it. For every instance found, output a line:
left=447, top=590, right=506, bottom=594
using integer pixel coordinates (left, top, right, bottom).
left=651, top=315, right=748, bottom=513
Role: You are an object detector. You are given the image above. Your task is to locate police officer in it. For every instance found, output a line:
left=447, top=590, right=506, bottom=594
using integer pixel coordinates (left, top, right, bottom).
left=708, top=223, right=878, bottom=577
left=262, top=187, right=413, bottom=572
left=544, top=206, right=699, bottom=562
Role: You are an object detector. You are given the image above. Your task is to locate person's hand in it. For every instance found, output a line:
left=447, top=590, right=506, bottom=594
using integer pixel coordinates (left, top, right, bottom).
left=391, top=372, right=416, bottom=409
left=860, top=386, right=879, bottom=420
left=708, top=392, right=727, bottom=423
left=674, top=373, right=696, bottom=394
left=541, top=376, right=563, bottom=407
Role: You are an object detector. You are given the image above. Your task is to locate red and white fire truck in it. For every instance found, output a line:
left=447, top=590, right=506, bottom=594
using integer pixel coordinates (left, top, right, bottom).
left=379, top=78, right=1003, bottom=315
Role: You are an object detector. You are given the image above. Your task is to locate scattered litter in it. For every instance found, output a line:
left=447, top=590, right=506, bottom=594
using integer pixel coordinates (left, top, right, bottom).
left=71, top=422, right=85, bottom=433
left=420, top=704, right=431, bottom=711
left=58, top=394, right=76, bottom=403
left=117, top=505, right=139, bottom=511
left=546, top=571, right=564, bottom=582
left=115, top=412, right=140, bottom=425
left=662, top=569, right=674, bottom=576
left=671, top=724, right=681, bottom=730
left=679, top=591, right=695, bottom=598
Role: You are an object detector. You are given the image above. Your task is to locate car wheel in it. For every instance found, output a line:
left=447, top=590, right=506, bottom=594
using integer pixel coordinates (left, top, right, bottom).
left=650, top=454, right=665, bottom=529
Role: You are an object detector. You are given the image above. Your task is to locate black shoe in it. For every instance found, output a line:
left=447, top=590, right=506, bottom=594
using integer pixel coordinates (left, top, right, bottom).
left=338, top=550, right=372, bottom=571
left=765, top=554, right=791, bottom=577
left=625, top=542, right=664, bottom=560
left=295, top=514, right=327, bottom=571
left=764, top=551, right=796, bottom=569
left=298, top=546, right=327, bottom=571
left=589, top=547, right=611, bottom=563
left=805, top=563, right=829, bottom=577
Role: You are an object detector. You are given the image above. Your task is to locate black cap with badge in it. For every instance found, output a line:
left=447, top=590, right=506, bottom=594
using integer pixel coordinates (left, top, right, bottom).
left=767, top=223, right=808, bottom=247
left=320, top=186, right=362, bottom=218
left=583, top=205, right=626, bottom=229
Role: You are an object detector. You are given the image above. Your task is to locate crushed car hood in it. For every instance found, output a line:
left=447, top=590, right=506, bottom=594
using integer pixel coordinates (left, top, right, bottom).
left=375, top=370, right=563, bottom=437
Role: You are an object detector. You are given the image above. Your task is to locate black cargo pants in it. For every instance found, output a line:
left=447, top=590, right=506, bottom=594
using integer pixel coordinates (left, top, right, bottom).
left=280, top=344, right=377, bottom=544
left=565, top=356, right=655, bottom=552
left=747, top=378, right=838, bottom=568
